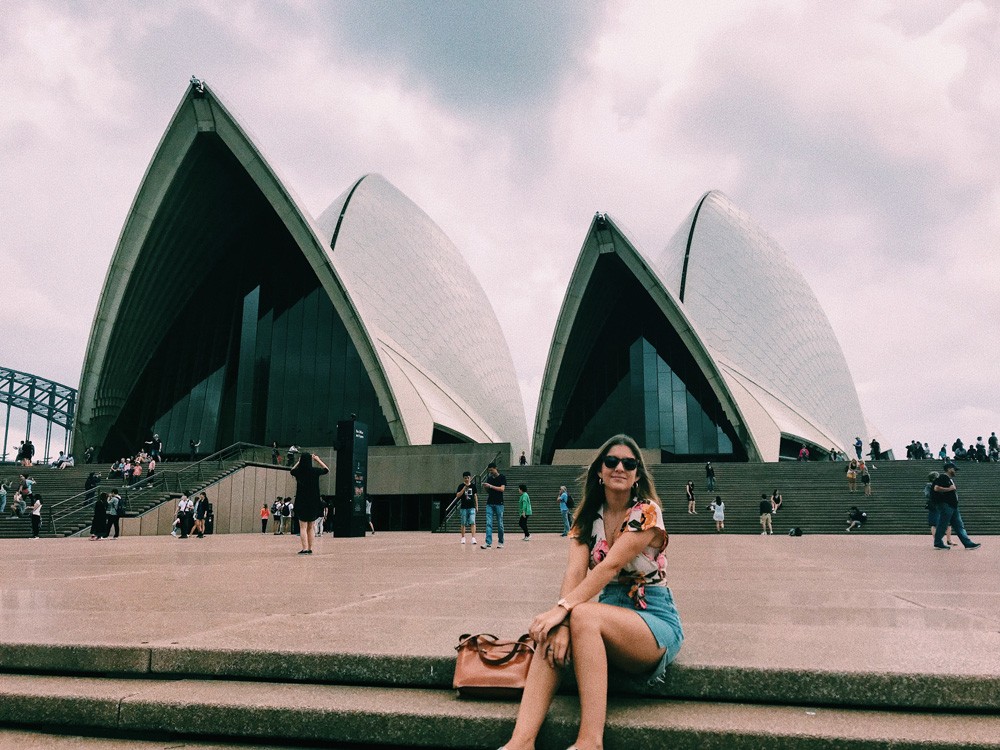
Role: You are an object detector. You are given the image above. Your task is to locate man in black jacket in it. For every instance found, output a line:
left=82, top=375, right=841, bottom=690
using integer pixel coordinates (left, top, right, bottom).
left=932, top=463, right=981, bottom=550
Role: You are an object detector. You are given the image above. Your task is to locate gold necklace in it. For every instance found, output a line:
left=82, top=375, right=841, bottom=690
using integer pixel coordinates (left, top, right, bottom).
left=604, top=507, right=628, bottom=546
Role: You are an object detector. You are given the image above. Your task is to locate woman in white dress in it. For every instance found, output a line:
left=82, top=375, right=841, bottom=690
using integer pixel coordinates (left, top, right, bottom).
left=710, top=496, right=725, bottom=532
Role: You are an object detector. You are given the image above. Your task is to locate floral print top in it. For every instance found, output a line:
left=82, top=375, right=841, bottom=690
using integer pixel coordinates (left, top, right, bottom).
left=572, top=497, right=669, bottom=610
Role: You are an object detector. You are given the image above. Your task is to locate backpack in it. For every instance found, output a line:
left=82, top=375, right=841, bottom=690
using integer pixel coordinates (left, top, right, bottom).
left=788, top=527, right=803, bottom=536
left=565, top=493, right=575, bottom=509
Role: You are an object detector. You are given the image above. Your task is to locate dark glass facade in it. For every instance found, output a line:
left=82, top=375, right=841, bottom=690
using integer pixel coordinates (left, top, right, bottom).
left=547, top=253, right=744, bottom=462
left=104, top=140, right=390, bottom=459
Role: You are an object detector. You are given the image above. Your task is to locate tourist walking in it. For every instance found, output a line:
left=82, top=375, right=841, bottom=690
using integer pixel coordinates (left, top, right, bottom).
left=290, top=452, right=329, bottom=555
left=686, top=480, right=696, bottom=514
left=177, top=492, right=194, bottom=538
left=260, top=503, right=269, bottom=534
left=497, top=434, right=682, bottom=750
left=869, top=438, right=881, bottom=461
left=758, top=494, right=773, bottom=535
left=558, top=485, right=570, bottom=536
left=146, top=434, right=162, bottom=462
left=925, top=471, right=952, bottom=546
left=861, top=463, right=873, bottom=496
left=454, top=471, right=478, bottom=545
left=482, top=462, right=505, bottom=549
left=104, top=491, right=121, bottom=538
left=846, top=459, right=858, bottom=492
left=280, top=497, right=291, bottom=533
left=271, top=497, right=284, bottom=534
left=710, top=496, right=725, bottom=532
left=932, top=463, right=981, bottom=550
left=20, top=473, right=36, bottom=500
left=22, top=439, right=35, bottom=467
left=854, top=436, right=863, bottom=460
left=89, top=492, right=108, bottom=540
left=518, top=484, right=532, bottom=541
left=0, top=480, right=7, bottom=514
left=30, top=493, right=43, bottom=537
left=366, top=496, right=374, bottom=534
left=84, top=471, right=101, bottom=503
left=192, top=492, right=209, bottom=538
left=705, top=462, right=716, bottom=492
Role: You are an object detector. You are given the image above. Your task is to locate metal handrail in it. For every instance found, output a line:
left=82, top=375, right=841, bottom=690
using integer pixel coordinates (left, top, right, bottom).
left=438, top=449, right=503, bottom=530
left=43, top=442, right=279, bottom=534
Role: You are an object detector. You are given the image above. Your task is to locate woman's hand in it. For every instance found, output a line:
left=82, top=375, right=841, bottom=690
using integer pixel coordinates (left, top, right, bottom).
left=541, top=624, right=571, bottom=668
left=529, top=605, right=569, bottom=645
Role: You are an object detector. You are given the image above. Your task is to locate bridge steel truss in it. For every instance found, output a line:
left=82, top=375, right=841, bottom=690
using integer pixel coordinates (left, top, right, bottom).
left=1, top=366, right=77, bottom=463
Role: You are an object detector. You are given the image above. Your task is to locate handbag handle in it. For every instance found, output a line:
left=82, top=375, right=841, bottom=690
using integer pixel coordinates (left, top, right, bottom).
left=456, top=633, right=535, bottom=665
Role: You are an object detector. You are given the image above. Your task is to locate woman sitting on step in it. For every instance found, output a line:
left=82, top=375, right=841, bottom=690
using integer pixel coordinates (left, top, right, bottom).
left=498, top=434, right=684, bottom=750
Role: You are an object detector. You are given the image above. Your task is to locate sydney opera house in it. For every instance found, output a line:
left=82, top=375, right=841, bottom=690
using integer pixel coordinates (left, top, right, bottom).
left=74, top=83, right=527, bottom=460
left=75, top=81, right=869, bottom=465
left=534, top=196, right=869, bottom=463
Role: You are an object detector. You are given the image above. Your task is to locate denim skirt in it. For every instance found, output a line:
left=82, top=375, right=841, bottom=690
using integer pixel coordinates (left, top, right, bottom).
left=599, top=583, right=684, bottom=684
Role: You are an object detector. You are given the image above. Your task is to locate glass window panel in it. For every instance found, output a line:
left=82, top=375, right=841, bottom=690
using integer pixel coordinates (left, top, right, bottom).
left=718, top=425, right=733, bottom=454
left=686, top=391, right=703, bottom=454
left=672, top=390, right=688, bottom=454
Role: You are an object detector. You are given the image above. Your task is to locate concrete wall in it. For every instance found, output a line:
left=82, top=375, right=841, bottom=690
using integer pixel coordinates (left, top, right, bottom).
left=119, top=464, right=296, bottom=537
left=552, top=447, right=660, bottom=466
left=117, top=444, right=511, bottom=536
left=304, top=443, right=510, bottom=496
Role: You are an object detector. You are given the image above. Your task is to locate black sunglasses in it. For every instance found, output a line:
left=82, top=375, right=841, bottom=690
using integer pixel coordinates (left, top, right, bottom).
left=602, top=455, right=638, bottom=471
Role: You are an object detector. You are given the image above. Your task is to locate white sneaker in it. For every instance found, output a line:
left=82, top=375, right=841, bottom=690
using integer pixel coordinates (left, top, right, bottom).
left=471, top=538, right=477, bottom=545
left=498, top=543, right=504, bottom=549
left=461, top=538, right=466, bottom=544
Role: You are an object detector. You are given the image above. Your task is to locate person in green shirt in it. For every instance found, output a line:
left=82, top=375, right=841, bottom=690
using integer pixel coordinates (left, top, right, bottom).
left=518, top=484, right=532, bottom=541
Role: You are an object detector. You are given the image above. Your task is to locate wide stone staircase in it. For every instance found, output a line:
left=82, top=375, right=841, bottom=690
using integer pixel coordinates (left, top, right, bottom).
left=439, top=460, right=1000, bottom=536
left=0, top=454, right=252, bottom=538
left=3, top=648, right=999, bottom=748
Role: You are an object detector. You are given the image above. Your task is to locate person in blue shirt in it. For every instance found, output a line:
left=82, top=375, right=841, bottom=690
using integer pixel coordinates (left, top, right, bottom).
left=558, top=485, right=570, bottom=536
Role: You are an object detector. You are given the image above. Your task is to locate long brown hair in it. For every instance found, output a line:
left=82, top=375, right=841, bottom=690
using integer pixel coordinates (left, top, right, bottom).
left=570, top=434, right=661, bottom=538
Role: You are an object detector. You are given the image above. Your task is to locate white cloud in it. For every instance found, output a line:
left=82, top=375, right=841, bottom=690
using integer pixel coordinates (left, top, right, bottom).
left=0, top=0, right=997, bottom=456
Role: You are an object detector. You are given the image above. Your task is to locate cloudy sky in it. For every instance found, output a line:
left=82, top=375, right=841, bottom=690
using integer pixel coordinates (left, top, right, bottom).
left=1, top=0, right=998, bottom=459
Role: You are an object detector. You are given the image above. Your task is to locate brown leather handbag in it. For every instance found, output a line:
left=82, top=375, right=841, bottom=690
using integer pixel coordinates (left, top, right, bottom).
left=453, top=632, right=535, bottom=699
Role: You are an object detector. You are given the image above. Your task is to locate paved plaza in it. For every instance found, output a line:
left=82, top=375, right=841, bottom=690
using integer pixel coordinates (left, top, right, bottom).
left=3, top=531, right=998, bottom=679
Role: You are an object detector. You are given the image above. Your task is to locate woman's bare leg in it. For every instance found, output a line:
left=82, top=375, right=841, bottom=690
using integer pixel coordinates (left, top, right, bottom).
left=569, top=602, right=665, bottom=750
left=300, top=520, right=313, bottom=550
left=504, top=649, right=563, bottom=750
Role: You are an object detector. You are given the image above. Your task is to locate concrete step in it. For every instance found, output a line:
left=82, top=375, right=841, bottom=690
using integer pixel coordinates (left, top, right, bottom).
left=2, top=641, right=1000, bottom=713
left=0, top=729, right=341, bottom=750
left=2, top=673, right=999, bottom=749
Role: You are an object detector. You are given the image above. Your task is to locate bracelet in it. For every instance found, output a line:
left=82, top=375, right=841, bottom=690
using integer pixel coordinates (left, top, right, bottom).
left=556, top=597, right=572, bottom=613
